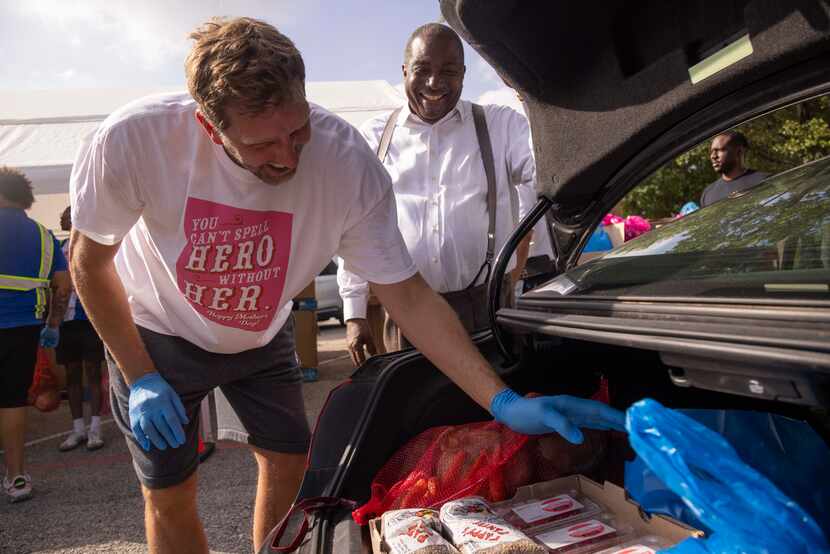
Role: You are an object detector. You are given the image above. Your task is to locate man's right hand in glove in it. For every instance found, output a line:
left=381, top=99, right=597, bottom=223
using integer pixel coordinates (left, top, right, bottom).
left=490, top=388, right=626, bottom=444
left=346, top=318, right=377, bottom=367
left=128, top=372, right=188, bottom=451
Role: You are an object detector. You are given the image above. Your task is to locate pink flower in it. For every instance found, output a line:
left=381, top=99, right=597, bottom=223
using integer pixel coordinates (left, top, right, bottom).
left=624, top=216, right=651, bottom=240
left=602, top=213, right=624, bottom=226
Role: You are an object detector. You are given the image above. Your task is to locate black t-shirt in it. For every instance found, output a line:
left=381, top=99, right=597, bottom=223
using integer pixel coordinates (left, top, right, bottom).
left=700, top=169, right=770, bottom=207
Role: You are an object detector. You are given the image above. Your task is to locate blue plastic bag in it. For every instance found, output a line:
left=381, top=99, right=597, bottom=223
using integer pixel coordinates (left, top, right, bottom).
left=679, top=201, right=700, bottom=216
left=583, top=226, right=613, bottom=252
left=626, top=410, right=830, bottom=535
left=626, top=399, right=829, bottom=554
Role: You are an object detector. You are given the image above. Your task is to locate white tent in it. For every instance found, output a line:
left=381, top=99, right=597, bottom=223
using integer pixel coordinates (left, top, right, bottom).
left=0, top=81, right=403, bottom=231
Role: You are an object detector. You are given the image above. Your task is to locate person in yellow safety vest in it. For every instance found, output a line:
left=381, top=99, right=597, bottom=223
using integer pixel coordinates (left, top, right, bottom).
left=0, top=166, right=71, bottom=503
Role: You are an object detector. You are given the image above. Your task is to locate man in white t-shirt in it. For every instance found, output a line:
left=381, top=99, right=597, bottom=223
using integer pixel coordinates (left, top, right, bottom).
left=69, top=17, right=624, bottom=554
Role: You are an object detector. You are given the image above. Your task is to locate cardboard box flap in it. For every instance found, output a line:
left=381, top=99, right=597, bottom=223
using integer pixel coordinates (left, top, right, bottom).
left=504, top=475, right=702, bottom=544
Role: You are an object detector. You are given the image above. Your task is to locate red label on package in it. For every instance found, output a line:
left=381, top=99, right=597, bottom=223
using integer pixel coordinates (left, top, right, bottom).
left=461, top=521, right=513, bottom=542
left=512, top=495, right=584, bottom=524
left=535, top=519, right=616, bottom=549
left=176, top=198, right=292, bottom=331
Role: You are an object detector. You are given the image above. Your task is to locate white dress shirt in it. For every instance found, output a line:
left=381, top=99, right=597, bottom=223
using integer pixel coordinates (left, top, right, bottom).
left=516, top=102, right=554, bottom=261
left=518, top=181, right=554, bottom=260
left=338, top=99, right=536, bottom=320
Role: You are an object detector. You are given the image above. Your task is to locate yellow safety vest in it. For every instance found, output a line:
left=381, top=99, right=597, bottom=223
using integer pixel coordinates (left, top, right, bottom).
left=0, top=221, right=55, bottom=319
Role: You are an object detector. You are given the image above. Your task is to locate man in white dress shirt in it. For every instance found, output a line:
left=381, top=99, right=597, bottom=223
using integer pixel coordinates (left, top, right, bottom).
left=339, top=23, right=535, bottom=361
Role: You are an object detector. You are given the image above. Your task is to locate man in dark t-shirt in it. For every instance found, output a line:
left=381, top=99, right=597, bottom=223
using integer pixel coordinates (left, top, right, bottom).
left=700, top=131, right=770, bottom=207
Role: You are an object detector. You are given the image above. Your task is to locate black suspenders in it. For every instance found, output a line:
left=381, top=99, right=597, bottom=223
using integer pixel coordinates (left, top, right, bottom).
left=468, top=104, right=497, bottom=289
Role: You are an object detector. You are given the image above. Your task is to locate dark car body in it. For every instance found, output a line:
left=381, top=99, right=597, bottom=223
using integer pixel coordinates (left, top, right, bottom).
left=260, top=1, right=830, bottom=552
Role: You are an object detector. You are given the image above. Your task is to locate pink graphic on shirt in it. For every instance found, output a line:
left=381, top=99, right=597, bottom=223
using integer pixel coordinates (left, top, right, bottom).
left=176, top=198, right=292, bottom=331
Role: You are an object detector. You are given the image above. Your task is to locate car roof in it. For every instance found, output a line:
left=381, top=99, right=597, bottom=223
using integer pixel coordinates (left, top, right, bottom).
left=441, top=0, right=830, bottom=212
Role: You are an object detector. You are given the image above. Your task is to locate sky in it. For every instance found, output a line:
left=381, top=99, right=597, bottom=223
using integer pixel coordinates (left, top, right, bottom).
left=0, top=0, right=522, bottom=109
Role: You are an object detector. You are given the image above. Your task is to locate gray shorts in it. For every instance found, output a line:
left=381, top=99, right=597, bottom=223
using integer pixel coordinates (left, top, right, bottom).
left=107, top=316, right=310, bottom=489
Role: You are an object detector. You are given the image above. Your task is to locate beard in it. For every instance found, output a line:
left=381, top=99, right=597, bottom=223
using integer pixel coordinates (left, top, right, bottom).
left=717, top=158, right=736, bottom=175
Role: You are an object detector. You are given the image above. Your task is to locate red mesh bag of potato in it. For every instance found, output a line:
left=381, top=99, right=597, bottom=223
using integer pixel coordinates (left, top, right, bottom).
left=352, top=421, right=531, bottom=525
left=352, top=380, right=613, bottom=526
left=27, top=348, right=61, bottom=412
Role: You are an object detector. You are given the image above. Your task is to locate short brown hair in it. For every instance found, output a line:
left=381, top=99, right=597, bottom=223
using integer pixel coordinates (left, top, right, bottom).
left=0, top=166, right=34, bottom=210
left=186, top=17, right=306, bottom=131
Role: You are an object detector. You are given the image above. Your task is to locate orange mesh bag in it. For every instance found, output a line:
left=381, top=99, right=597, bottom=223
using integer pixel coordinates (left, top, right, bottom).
left=352, top=381, right=613, bottom=525
left=352, top=421, right=531, bottom=525
left=27, top=348, right=61, bottom=412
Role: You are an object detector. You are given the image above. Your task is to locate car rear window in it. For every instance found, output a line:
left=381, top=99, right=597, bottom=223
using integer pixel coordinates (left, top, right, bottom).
left=563, top=156, right=830, bottom=300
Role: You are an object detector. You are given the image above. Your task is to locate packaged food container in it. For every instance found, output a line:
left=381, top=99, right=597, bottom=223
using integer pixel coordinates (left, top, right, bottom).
left=382, top=509, right=458, bottom=554
left=440, top=497, right=546, bottom=554
left=530, top=514, right=632, bottom=554
left=496, top=490, right=603, bottom=531
left=590, top=535, right=673, bottom=554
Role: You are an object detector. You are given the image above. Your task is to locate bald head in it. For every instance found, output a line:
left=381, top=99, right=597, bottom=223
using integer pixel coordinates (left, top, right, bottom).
left=404, top=23, right=464, bottom=65
left=402, top=23, right=466, bottom=124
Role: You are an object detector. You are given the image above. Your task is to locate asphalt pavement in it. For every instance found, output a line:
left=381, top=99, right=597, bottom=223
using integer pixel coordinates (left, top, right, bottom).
left=0, top=320, right=355, bottom=554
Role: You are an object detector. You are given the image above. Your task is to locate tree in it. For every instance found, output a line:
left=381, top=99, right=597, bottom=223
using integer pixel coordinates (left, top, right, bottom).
left=619, top=95, right=830, bottom=219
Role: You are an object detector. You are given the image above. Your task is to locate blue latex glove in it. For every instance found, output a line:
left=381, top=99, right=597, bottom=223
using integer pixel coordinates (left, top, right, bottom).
left=128, top=372, right=188, bottom=451
left=39, top=326, right=60, bottom=348
left=490, top=389, right=626, bottom=444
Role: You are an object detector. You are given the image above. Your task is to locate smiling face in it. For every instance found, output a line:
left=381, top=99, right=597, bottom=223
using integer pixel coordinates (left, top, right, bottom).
left=196, top=95, right=312, bottom=186
left=403, top=33, right=465, bottom=124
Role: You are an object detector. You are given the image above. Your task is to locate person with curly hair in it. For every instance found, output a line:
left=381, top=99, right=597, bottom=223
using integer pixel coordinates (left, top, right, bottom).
left=0, top=166, right=70, bottom=503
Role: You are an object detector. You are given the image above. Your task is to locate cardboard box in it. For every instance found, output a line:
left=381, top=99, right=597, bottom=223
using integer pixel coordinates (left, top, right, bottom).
left=604, top=222, right=626, bottom=249
left=576, top=223, right=626, bottom=266
left=293, top=281, right=318, bottom=370
left=499, top=476, right=702, bottom=545
left=294, top=310, right=318, bottom=369
left=369, top=516, right=385, bottom=554
left=368, top=476, right=702, bottom=554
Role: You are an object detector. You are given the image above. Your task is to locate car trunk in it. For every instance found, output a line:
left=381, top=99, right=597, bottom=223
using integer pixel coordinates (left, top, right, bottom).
left=273, top=330, right=827, bottom=554
left=259, top=1, right=830, bottom=552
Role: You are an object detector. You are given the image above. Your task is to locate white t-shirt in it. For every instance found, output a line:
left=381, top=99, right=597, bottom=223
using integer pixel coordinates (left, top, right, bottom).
left=70, top=92, right=416, bottom=354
